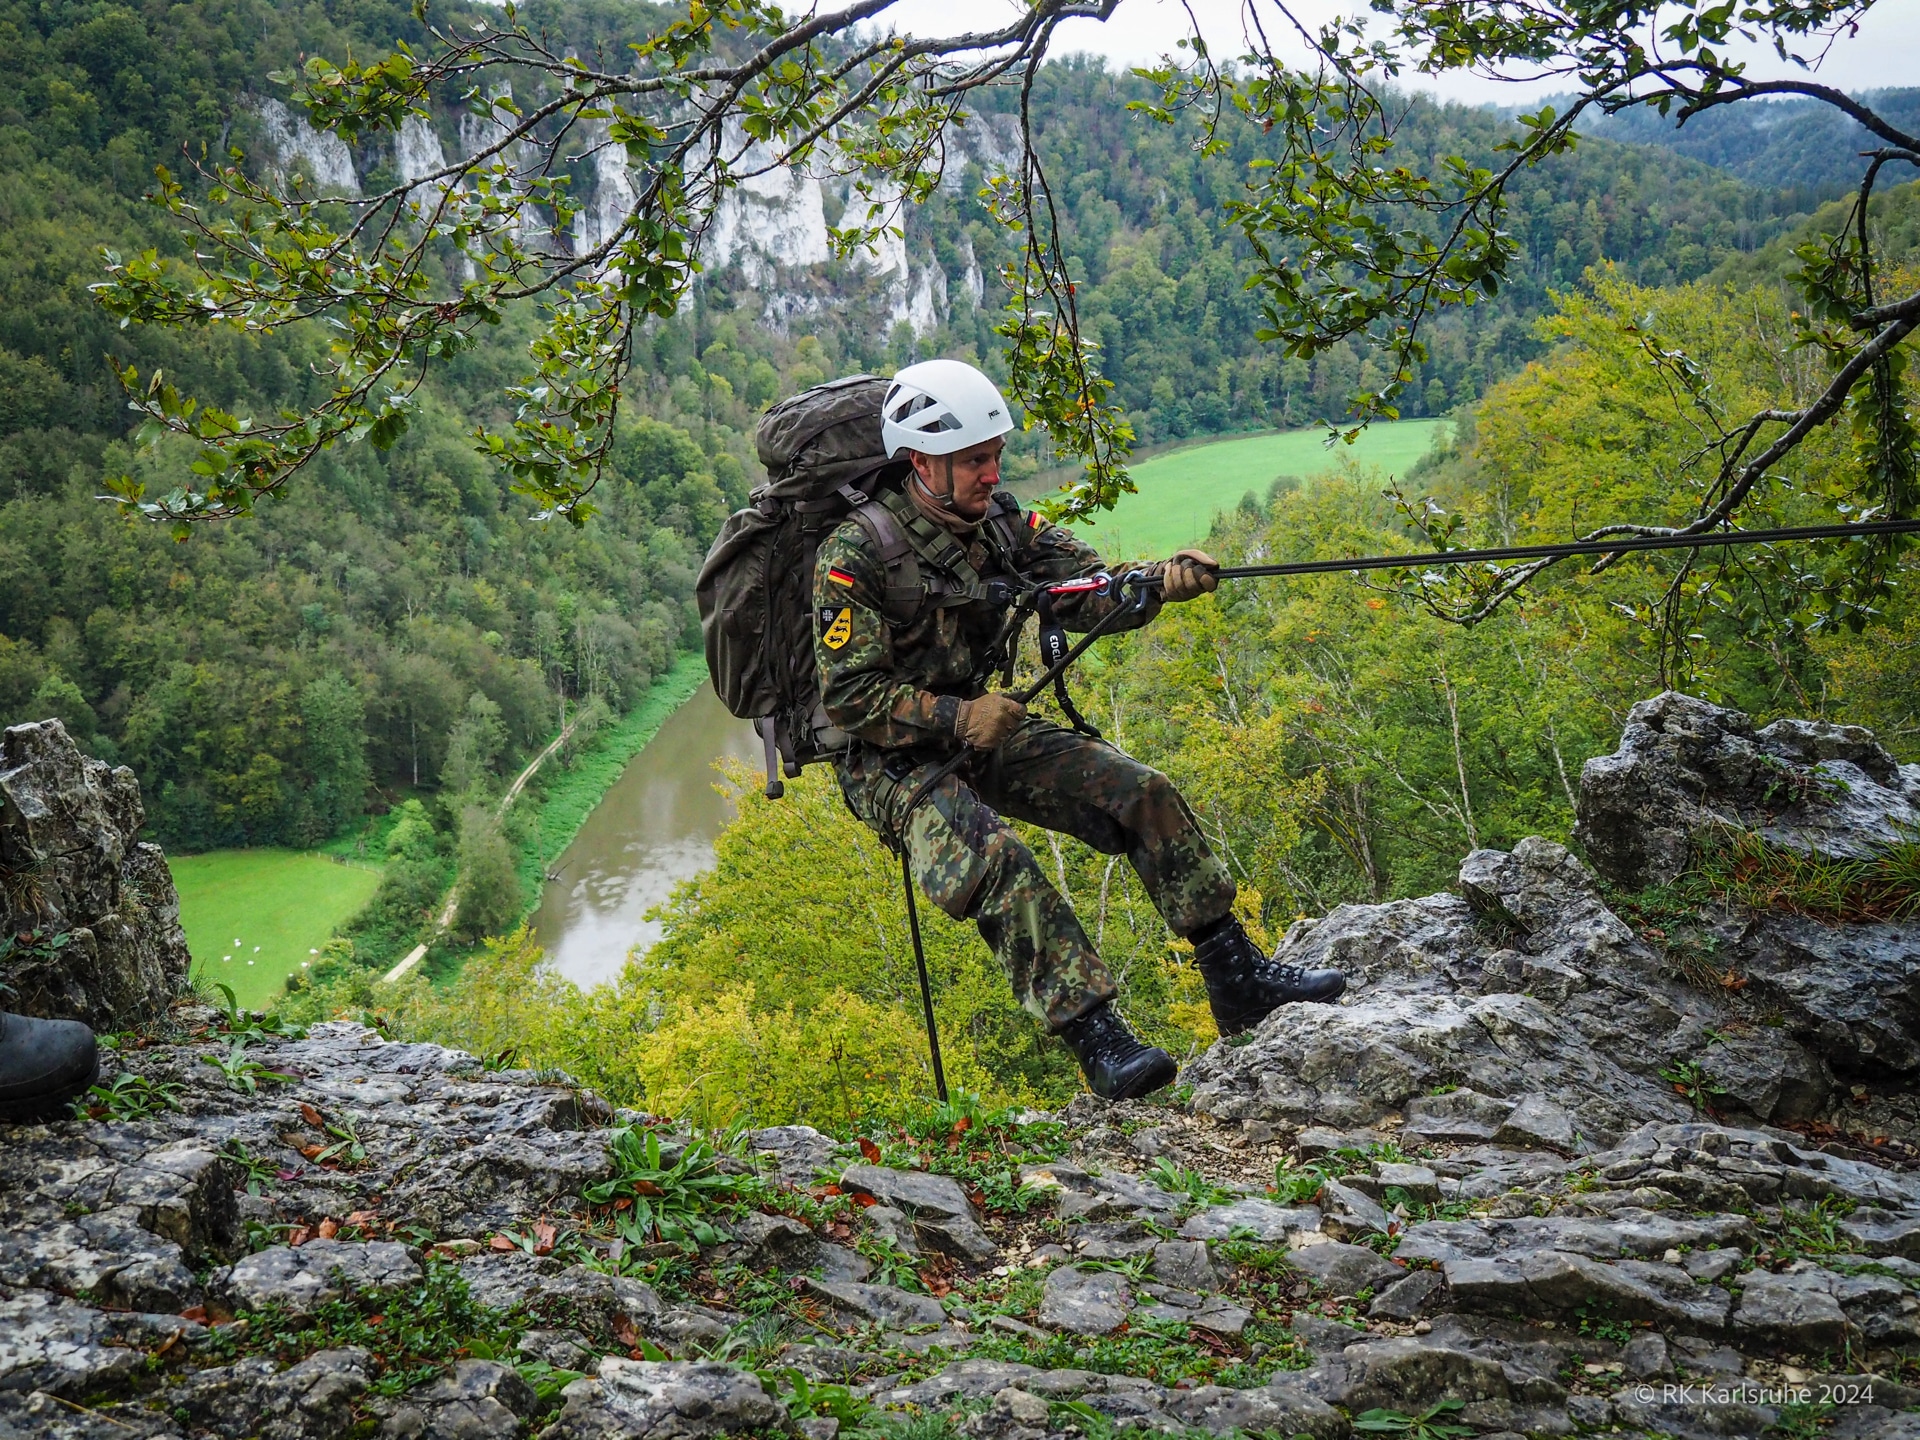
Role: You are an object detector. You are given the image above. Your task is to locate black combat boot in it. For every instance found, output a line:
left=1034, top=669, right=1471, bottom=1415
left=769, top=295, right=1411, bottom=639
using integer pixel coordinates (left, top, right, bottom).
left=1059, top=1001, right=1178, bottom=1100
left=1191, top=918, right=1346, bottom=1036
left=0, top=1011, right=99, bottom=1122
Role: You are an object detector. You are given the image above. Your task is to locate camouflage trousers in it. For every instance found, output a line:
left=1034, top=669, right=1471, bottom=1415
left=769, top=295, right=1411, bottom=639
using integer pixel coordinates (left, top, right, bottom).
left=835, top=719, right=1235, bottom=1031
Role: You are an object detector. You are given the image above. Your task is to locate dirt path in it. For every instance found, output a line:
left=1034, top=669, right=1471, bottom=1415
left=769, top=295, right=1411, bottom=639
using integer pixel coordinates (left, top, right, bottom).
left=381, top=717, right=577, bottom=983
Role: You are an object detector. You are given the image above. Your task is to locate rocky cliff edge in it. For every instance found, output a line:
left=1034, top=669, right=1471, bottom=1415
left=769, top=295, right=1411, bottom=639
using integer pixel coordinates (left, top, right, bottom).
left=6, top=693, right=1920, bottom=1440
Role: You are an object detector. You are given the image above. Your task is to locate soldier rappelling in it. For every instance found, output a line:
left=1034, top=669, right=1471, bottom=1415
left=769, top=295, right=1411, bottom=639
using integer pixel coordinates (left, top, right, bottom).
left=802, top=360, right=1346, bottom=1099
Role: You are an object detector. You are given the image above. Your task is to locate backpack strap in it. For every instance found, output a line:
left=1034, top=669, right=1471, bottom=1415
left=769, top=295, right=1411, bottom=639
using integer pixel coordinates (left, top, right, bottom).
left=849, top=496, right=927, bottom=625
left=852, top=487, right=1028, bottom=626
left=892, top=491, right=1017, bottom=610
left=983, top=490, right=1031, bottom=562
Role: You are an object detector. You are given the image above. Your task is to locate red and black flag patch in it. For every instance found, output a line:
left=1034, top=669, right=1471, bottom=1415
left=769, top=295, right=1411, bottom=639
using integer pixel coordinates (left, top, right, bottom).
left=825, top=566, right=856, bottom=588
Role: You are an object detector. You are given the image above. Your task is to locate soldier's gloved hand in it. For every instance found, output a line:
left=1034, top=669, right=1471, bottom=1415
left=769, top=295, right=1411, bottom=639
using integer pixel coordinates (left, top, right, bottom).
left=954, top=694, right=1026, bottom=749
left=1159, top=549, right=1220, bottom=603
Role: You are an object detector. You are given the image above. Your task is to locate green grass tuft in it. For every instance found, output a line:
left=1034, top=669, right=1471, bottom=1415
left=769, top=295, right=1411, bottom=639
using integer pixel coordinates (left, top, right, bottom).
left=204, top=1258, right=524, bottom=1398
left=1683, top=823, right=1920, bottom=922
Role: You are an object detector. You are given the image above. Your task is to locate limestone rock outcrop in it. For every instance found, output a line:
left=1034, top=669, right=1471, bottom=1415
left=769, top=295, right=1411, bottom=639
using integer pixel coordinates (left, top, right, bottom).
left=9, top=694, right=1920, bottom=1440
left=1574, top=689, right=1920, bottom=888
left=1183, top=832, right=1889, bottom=1145
left=0, top=719, right=189, bottom=1029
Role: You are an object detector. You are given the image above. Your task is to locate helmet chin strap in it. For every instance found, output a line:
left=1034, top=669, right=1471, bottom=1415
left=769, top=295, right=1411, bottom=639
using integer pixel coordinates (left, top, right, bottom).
left=911, top=453, right=961, bottom=512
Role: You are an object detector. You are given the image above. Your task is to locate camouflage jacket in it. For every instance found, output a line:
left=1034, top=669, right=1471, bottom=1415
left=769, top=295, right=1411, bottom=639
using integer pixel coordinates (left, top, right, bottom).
left=812, top=487, right=1160, bottom=750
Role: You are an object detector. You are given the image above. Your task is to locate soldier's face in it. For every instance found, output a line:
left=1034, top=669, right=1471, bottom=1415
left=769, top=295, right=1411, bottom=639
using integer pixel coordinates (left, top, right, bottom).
left=910, top=438, right=1004, bottom=520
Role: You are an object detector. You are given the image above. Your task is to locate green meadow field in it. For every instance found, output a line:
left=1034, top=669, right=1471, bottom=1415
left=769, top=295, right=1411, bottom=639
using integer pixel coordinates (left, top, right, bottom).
left=172, top=850, right=382, bottom=1009
left=1058, top=420, right=1447, bottom=558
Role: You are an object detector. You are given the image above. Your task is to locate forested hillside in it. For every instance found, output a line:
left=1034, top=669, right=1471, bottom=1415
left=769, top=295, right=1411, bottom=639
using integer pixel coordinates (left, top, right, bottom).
left=1580, top=86, right=1920, bottom=198
left=983, top=64, right=1822, bottom=441
left=0, top=0, right=1893, bottom=885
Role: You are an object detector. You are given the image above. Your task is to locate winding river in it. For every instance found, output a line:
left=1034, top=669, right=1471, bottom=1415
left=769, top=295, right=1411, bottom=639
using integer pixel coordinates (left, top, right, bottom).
left=529, top=682, right=762, bottom=988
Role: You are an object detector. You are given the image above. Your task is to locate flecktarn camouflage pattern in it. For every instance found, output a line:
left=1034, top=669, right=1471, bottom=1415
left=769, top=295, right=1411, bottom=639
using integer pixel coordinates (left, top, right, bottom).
left=814, top=487, right=1232, bottom=1030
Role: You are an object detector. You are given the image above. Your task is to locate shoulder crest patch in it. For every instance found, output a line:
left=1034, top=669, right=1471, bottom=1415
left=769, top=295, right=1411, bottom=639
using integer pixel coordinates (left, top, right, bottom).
left=819, top=606, right=854, bottom=650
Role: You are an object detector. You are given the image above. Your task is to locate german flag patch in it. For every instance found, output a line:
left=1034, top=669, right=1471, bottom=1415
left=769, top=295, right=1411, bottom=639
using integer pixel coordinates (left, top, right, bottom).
left=826, top=567, right=856, bottom=587
left=1026, top=510, right=1045, bottom=530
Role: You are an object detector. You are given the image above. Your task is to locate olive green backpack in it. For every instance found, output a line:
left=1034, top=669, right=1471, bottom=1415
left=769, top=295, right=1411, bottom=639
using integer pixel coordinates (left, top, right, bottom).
left=696, top=375, right=906, bottom=796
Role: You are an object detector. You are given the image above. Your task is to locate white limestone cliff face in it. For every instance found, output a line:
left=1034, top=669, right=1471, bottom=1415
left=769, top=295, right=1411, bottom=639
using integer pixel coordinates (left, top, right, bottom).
left=576, top=118, right=1011, bottom=334
left=249, top=96, right=1014, bottom=336
left=576, top=129, right=642, bottom=256
left=958, top=230, right=987, bottom=309
left=702, top=157, right=834, bottom=281
left=394, top=116, right=447, bottom=186
left=899, top=243, right=948, bottom=335
left=844, top=183, right=947, bottom=336
left=251, top=97, right=359, bottom=196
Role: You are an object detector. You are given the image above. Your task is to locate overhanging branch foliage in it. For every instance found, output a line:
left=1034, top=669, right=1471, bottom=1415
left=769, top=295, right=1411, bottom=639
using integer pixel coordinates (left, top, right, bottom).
left=93, top=0, right=1131, bottom=529
left=92, top=0, right=1916, bottom=635
left=1134, top=0, right=1916, bottom=628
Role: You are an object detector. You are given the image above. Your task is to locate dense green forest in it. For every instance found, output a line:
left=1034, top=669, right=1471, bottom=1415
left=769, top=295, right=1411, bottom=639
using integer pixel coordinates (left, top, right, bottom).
left=962, top=64, right=1831, bottom=442
left=2, top=0, right=1915, bottom=992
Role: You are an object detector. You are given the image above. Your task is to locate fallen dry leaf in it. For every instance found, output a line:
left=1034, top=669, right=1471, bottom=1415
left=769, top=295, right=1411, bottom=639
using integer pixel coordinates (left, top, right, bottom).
left=299, top=1103, right=326, bottom=1127
left=490, top=1233, right=518, bottom=1252
left=316, top=1217, right=340, bottom=1240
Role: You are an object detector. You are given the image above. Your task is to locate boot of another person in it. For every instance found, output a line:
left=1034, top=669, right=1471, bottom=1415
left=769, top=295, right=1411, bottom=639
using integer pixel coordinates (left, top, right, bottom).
left=1059, top=1001, right=1178, bottom=1100
left=0, top=1011, right=100, bottom=1122
left=1192, top=917, right=1346, bottom=1036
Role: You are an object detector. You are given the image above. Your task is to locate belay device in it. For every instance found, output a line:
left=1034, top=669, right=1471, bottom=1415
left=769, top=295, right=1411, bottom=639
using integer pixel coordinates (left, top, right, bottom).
left=701, top=376, right=1920, bottom=1102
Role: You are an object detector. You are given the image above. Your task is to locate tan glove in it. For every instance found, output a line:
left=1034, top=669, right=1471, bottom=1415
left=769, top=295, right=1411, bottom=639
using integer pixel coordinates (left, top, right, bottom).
left=1160, top=548, right=1220, bottom=603
left=954, top=693, right=1026, bottom=749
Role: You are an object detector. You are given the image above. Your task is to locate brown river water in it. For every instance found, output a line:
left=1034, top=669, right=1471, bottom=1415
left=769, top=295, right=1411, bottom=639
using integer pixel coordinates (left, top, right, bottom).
left=530, top=682, right=763, bottom=988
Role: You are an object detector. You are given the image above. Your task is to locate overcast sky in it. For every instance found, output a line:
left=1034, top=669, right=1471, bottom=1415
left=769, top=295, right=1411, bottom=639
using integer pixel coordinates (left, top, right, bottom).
left=877, top=0, right=1920, bottom=107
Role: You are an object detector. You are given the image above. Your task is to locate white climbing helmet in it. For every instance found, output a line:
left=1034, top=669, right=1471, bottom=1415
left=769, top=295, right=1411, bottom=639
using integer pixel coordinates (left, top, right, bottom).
left=881, top=359, right=1014, bottom=458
